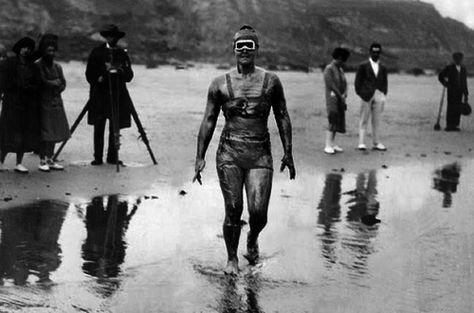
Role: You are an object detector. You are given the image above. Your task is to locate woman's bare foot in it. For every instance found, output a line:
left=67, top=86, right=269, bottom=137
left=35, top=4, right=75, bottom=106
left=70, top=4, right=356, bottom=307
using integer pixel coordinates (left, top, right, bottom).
left=243, top=239, right=259, bottom=265
left=224, top=259, right=239, bottom=276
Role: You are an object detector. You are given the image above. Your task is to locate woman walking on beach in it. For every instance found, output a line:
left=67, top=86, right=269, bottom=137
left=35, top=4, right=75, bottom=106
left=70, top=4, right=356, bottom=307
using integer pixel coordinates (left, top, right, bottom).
left=323, top=47, right=350, bottom=154
left=35, top=34, right=70, bottom=171
left=193, top=25, right=296, bottom=275
left=0, top=37, right=40, bottom=173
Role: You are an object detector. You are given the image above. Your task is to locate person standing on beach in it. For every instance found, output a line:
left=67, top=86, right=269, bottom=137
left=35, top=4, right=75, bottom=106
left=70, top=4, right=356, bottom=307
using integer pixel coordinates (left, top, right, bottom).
left=354, top=43, right=388, bottom=151
left=438, top=52, right=469, bottom=131
left=323, top=47, right=350, bottom=155
left=35, top=34, right=70, bottom=172
left=193, top=25, right=296, bottom=275
left=86, top=24, right=134, bottom=166
left=0, top=37, right=40, bottom=173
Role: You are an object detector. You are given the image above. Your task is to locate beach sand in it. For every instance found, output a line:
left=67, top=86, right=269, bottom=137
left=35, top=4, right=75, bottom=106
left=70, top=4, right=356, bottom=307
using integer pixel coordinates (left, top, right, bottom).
left=0, top=63, right=473, bottom=312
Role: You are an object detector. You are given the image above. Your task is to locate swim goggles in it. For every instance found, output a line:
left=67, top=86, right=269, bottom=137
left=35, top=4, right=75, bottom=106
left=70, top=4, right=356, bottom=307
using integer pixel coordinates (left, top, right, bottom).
left=234, top=39, right=256, bottom=51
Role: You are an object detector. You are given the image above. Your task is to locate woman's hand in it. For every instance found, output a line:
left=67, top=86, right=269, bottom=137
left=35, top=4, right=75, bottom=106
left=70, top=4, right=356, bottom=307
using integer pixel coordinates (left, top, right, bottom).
left=193, top=158, right=206, bottom=185
left=280, top=154, right=296, bottom=180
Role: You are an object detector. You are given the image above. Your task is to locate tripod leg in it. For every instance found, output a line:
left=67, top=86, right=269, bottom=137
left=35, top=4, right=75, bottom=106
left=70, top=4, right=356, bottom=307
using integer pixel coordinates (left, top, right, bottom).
left=53, top=101, right=90, bottom=161
left=129, top=103, right=158, bottom=165
left=108, top=70, right=120, bottom=173
left=115, top=72, right=120, bottom=173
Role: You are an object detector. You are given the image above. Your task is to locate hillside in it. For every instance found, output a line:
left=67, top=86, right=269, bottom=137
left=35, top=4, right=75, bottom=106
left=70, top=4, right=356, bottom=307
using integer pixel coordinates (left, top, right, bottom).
left=0, top=0, right=473, bottom=70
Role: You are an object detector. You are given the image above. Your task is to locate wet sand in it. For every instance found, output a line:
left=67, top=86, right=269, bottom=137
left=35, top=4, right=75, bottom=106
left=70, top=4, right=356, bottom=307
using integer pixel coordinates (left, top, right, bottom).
left=1, top=63, right=474, bottom=312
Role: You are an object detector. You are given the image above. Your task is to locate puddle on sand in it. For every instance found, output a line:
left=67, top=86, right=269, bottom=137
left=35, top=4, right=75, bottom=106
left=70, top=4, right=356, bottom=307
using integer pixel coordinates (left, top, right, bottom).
left=0, top=160, right=474, bottom=312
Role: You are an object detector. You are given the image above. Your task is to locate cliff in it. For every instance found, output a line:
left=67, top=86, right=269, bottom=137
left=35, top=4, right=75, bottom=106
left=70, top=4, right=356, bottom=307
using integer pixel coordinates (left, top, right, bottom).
left=0, top=0, right=473, bottom=70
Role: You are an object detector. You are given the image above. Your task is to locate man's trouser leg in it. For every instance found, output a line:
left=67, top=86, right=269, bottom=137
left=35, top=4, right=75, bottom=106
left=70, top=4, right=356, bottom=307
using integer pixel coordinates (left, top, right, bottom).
left=93, top=119, right=106, bottom=162
left=359, top=99, right=372, bottom=146
left=446, top=93, right=462, bottom=129
left=371, top=91, right=385, bottom=145
left=106, top=120, right=117, bottom=162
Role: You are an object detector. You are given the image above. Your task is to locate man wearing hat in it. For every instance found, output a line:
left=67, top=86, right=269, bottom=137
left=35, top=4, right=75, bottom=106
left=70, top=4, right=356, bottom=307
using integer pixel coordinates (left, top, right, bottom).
left=193, top=25, right=295, bottom=275
left=438, top=52, right=469, bottom=131
left=0, top=37, right=40, bottom=173
left=354, top=43, right=388, bottom=151
left=85, top=24, right=134, bottom=165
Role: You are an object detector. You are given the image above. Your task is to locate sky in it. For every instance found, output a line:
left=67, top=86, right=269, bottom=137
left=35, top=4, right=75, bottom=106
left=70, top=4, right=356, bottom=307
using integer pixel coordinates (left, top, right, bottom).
left=424, top=0, right=474, bottom=28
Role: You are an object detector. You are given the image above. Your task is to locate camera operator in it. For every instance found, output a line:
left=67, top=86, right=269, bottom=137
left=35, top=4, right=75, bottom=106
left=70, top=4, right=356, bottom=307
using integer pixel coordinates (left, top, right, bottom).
left=85, top=24, right=134, bottom=166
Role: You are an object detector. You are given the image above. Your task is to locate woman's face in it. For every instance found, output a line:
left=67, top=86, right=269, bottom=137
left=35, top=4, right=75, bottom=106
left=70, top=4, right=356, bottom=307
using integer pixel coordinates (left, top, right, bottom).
left=19, top=46, right=32, bottom=57
left=44, top=46, right=57, bottom=59
left=334, top=58, right=345, bottom=67
left=234, top=39, right=257, bottom=66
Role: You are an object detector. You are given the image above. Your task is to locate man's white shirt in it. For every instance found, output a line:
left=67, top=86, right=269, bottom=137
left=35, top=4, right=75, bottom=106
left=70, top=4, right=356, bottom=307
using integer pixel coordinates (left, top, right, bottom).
left=369, top=58, right=379, bottom=77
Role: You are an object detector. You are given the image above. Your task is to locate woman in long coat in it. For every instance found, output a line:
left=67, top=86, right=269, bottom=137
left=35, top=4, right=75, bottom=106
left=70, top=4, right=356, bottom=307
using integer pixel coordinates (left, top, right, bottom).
left=0, top=37, right=40, bottom=173
left=323, top=47, right=350, bottom=154
left=35, top=34, right=70, bottom=172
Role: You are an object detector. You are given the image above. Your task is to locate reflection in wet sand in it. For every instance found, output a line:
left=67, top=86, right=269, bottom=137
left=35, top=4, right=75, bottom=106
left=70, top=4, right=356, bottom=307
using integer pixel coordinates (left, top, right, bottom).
left=316, top=173, right=342, bottom=267
left=0, top=201, right=68, bottom=286
left=1, top=160, right=474, bottom=312
left=317, top=171, right=381, bottom=279
left=343, top=170, right=380, bottom=278
left=81, top=195, right=139, bottom=297
left=193, top=264, right=263, bottom=313
left=433, top=163, right=461, bottom=208
left=216, top=274, right=263, bottom=313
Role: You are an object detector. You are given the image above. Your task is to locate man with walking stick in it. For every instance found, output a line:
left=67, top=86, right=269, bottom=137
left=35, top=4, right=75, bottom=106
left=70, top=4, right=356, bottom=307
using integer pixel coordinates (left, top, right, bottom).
left=86, top=24, right=134, bottom=166
left=438, top=52, right=469, bottom=132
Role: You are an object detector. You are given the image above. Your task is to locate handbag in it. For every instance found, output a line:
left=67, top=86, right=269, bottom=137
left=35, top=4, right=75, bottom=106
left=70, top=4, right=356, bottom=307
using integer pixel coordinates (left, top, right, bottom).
left=460, top=101, right=472, bottom=116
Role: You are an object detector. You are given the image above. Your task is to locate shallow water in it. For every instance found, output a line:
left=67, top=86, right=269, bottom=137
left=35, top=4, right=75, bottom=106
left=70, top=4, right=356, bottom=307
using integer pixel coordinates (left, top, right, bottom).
left=1, top=160, right=474, bottom=312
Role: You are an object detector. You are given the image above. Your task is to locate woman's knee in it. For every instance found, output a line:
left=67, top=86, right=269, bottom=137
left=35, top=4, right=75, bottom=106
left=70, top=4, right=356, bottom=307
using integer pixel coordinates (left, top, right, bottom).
left=224, top=202, right=243, bottom=225
left=249, top=212, right=267, bottom=230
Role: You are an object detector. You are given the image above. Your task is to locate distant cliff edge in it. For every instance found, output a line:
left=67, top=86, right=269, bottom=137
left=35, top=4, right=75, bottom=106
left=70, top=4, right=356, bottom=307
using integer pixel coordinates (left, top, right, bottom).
left=0, top=0, right=473, bottom=71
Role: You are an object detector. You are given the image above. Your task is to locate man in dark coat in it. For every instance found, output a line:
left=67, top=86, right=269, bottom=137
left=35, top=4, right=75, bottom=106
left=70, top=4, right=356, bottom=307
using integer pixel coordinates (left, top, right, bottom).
left=438, top=52, right=469, bottom=131
left=86, top=24, right=134, bottom=165
left=354, top=43, right=388, bottom=151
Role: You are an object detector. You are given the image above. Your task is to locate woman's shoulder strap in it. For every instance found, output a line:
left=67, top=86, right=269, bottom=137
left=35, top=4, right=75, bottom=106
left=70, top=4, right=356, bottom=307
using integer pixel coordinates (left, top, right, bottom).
left=225, top=72, right=234, bottom=99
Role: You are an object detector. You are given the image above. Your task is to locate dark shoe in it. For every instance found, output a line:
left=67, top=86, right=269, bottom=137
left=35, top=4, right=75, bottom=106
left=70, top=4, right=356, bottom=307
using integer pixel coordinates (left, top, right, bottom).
left=91, top=159, right=103, bottom=166
left=445, top=126, right=460, bottom=132
left=107, top=159, right=125, bottom=166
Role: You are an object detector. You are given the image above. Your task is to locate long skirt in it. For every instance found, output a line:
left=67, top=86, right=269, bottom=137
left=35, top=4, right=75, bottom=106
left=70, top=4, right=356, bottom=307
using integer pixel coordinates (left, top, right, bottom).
left=0, top=94, right=40, bottom=153
left=40, top=97, right=70, bottom=143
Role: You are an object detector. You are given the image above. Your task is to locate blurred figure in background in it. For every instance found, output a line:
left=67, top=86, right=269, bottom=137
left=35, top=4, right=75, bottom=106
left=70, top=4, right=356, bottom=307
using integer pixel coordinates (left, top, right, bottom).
left=323, top=47, right=350, bottom=154
left=35, top=34, right=70, bottom=172
left=0, top=37, right=40, bottom=173
left=355, top=43, right=388, bottom=151
left=438, top=52, right=469, bottom=131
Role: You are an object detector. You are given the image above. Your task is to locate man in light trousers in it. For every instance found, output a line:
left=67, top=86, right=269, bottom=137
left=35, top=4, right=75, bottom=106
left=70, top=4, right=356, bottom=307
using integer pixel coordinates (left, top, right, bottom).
left=354, top=43, right=388, bottom=151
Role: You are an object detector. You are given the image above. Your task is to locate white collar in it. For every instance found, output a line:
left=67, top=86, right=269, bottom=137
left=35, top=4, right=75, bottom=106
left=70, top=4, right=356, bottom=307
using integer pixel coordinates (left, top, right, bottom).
left=369, top=58, right=379, bottom=66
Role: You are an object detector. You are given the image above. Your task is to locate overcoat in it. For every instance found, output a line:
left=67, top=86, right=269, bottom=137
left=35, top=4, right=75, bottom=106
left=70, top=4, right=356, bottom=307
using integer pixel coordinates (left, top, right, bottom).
left=323, top=62, right=347, bottom=133
left=0, top=56, right=41, bottom=153
left=438, top=64, right=468, bottom=105
left=36, top=58, right=70, bottom=142
left=85, top=43, right=134, bottom=129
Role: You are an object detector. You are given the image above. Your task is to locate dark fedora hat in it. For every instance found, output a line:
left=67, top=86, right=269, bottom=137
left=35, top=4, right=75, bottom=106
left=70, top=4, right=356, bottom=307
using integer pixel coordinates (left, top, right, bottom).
left=12, top=37, right=35, bottom=54
left=99, top=24, right=125, bottom=39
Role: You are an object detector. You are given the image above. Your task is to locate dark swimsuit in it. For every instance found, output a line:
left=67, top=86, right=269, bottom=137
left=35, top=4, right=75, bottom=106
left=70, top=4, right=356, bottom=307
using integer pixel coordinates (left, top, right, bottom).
left=216, top=71, right=273, bottom=171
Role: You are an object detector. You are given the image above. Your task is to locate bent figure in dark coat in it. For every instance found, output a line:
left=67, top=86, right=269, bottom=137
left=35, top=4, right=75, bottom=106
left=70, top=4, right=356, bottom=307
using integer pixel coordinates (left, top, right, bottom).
left=0, top=37, right=40, bottom=173
left=438, top=52, right=469, bottom=131
left=85, top=24, right=134, bottom=165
